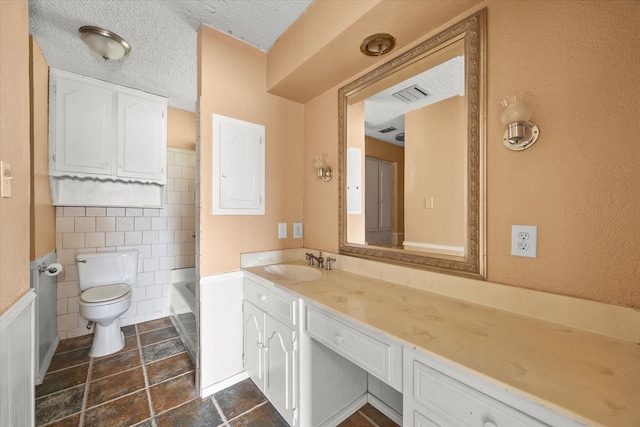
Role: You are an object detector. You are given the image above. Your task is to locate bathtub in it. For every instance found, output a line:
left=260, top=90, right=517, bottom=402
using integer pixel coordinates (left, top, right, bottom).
left=170, top=268, right=196, bottom=362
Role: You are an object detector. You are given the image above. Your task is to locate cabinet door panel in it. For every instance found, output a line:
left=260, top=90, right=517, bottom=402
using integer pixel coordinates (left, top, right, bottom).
left=54, top=78, right=113, bottom=175
left=265, top=315, right=295, bottom=426
left=117, top=93, right=166, bottom=181
left=243, top=302, right=264, bottom=389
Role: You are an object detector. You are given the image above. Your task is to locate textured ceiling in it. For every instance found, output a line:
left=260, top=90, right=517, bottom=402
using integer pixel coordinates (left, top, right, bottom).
left=29, top=0, right=313, bottom=112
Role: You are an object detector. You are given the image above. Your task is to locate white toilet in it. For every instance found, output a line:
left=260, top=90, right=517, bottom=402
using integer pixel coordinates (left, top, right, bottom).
left=77, top=250, right=138, bottom=358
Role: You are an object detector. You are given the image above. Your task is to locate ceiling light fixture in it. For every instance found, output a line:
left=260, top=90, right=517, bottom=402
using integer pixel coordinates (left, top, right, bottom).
left=79, top=26, right=131, bottom=60
left=360, top=33, right=396, bottom=56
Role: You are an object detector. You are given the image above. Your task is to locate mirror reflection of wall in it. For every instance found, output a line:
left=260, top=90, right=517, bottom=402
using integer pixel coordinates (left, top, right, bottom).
left=347, top=38, right=466, bottom=255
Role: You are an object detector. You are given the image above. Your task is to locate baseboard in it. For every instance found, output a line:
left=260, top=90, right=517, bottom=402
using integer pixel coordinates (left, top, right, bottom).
left=367, top=393, right=403, bottom=425
left=200, top=370, right=249, bottom=398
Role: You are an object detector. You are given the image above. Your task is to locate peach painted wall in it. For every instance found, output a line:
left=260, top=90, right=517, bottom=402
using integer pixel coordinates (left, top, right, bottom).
left=30, top=37, right=56, bottom=261
left=167, top=108, right=196, bottom=151
left=303, top=1, right=640, bottom=309
left=198, top=26, right=304, bottom=275
left=0, top=0, right=31, bottom=314
left=404, top=96, right=465, bottom=249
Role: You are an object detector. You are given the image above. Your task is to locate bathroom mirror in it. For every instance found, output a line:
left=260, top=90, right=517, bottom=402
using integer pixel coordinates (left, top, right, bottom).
left=338, top=10, right=486, bottom=278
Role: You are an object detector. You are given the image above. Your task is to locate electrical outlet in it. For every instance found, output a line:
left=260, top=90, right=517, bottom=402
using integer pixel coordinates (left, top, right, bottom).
left=511, top=225, right=537, bottom=258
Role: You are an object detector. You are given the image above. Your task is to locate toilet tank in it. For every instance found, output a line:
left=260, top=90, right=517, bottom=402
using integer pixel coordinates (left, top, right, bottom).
left=77, top=251, right=139, bottom=291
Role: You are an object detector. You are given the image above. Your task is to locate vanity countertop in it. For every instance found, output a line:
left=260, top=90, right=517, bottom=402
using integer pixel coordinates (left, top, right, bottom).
left=244, top=263, right=640, bottom=427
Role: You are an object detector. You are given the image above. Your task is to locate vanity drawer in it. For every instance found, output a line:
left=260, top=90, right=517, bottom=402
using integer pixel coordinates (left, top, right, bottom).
left=305, top=304, right=402, bottom=391
left=244, top=277, right=297, bottom=328
left=407, top=353, right=547, bottom=427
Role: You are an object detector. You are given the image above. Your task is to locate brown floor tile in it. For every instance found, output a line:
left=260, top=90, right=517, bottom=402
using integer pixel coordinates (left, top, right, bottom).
left=137, top=317, right=174, bottom=333
left=44, top=413, right=81, bottom=427
left=146, top=352, right=195, bottom=386
left=337, top=411, right=375, bottom=427
left=155, top=397, right=223, bottom=427
left=36, top=363, right=89, bottom=398
left=35, top=385, right=84, bottom=426
left=48, top=347, right=90, bottom=372
left=214, top=378, right=266, bottom=421
left=86, top=367, right=146, bottom=409
left=142, top=337, right=186, bottom=363
left=228, top=401, right=289, bottom=427
left=83, top=390, right=150, bottom=427
left=55, top=334, right=94, bottom=354
left=131, top=419, right=154, bottom=427
left=139, top=325, right=179, bottom=347
left=359, top=403, right=399, bottom=426
left=92, top=349, right=141, bottom=380
left=149, top=372, right=198, bottom=415
left=119, top=333, right=139, bottom=353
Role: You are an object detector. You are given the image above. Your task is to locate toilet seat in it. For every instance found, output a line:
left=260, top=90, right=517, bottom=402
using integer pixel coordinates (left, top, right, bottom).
left=81, top=283, right=131, bottom=304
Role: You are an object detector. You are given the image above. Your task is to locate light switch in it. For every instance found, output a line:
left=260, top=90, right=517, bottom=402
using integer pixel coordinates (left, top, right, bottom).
left=1, top=161, right=12, bottom=198
left=293, top=222, right=303, bottom=239
left=278, top=223, right=287, bottom=239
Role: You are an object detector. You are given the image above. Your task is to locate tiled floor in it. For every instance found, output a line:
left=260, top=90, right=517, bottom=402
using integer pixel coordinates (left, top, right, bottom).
left=35, top=317, right=399, bottom=427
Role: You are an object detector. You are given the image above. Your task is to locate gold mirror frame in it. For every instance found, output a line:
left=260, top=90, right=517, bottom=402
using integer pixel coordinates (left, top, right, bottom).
left=338, top=9, right=486, bottom=279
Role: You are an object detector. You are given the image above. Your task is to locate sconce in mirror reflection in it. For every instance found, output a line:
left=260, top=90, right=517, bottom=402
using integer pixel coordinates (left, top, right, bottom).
left=314, top=153, right=333, bottom=182
left=501, top=94, right=540, bottom=151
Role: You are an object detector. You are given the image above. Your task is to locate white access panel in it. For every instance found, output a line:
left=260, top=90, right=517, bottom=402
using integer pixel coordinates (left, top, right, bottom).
left=212, top=114, right=265, bottom=215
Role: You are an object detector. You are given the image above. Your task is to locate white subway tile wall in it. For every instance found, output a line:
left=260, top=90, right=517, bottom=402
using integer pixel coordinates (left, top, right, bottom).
left=55, top=148, right=196, bottom=339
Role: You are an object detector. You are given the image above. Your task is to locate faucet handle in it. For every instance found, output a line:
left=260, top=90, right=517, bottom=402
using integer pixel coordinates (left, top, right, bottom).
left=325, top=257, right=336, bottom=270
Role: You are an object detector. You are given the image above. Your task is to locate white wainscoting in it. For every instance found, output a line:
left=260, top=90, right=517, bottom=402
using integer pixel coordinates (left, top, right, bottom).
left=199, top=270, right=247, bottom=397
left=0, top=289, right=36, bottom=426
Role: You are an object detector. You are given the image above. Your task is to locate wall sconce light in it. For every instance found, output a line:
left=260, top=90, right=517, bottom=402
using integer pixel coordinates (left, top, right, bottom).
left=314, top=153, right=333, bottom=182
left=500, top=94, right=539, bottom=151
left=79, top=26, right=131, bottom=60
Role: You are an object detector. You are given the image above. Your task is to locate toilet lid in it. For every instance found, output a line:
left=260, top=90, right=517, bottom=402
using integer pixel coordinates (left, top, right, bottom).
left=81, top=283, right=130, bottom=303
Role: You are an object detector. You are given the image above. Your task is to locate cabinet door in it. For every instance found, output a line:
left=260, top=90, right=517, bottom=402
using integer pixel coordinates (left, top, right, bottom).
left=243, top=302, right=264, bottom=389
left=264, top=315, right=296, bottom=426
left=53, top=77, right=114, bottom=176
left=117, top=93, right=166, bottom=182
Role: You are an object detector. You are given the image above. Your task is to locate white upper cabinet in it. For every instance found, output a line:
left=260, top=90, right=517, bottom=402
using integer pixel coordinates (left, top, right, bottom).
left=116, top=92, right=166, bottom=182
left=52, top=76, right=114, bottom=177
left=212, top=114, right=265, bottom=215
left=49, top=69, right=167, bottom=184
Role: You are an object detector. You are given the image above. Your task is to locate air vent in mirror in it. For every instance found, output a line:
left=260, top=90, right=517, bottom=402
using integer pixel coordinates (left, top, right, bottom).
left=392, top=84, right=429, bottom=103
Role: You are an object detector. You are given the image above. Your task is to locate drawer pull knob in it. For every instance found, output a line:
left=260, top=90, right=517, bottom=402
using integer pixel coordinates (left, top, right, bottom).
left=259, top=294, right=267, bottom=301
left=334, top=334, right=343, bottom=345
left=484, top=422, right=497, bottom=427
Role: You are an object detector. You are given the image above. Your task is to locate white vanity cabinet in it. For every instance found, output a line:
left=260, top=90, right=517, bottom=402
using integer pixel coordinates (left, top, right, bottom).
left=305, top=304, right=403, bottom=392
left=403, top=347, right=583, bottom=427
left=243, top=277, right=298, bottom=426
left=49, top=69, right=167, bottom=184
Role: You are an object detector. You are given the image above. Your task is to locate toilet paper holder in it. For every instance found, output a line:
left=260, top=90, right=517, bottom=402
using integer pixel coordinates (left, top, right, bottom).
left=38, top=262, right=62, bottom=276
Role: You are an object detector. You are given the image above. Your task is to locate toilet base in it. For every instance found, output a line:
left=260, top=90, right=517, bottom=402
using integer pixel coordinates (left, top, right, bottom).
left=90, top=319, right=125, bottom=358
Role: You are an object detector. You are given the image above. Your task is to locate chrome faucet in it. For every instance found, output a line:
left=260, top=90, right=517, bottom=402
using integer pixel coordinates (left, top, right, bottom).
left=305, top=252, right=324, bottom=269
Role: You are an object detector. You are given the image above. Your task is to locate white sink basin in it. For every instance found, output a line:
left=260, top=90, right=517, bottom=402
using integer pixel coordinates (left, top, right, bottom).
left=264, top=264, right=322, bottom=282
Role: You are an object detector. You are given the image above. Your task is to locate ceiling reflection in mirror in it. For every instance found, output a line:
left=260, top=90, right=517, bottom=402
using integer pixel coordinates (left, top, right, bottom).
left=338, top=10, right=486, bottom=278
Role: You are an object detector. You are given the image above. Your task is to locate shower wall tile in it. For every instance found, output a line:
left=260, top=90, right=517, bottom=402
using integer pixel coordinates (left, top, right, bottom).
left=55, top=148, right=196, bottom=339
